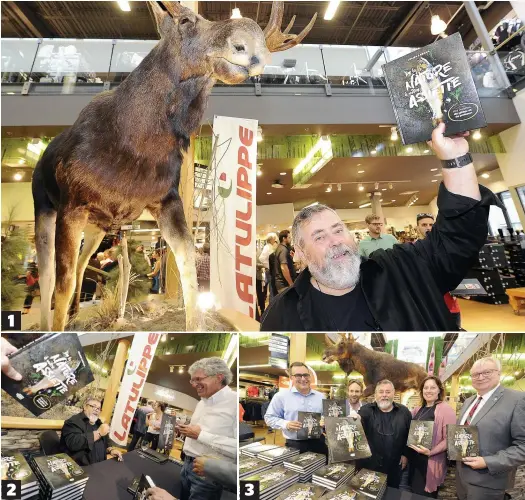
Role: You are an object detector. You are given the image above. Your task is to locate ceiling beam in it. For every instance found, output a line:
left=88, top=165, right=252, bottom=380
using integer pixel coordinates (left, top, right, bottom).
left=5, top=1, right=54, bottom=38
left=380, top=1, right=425, bottom=47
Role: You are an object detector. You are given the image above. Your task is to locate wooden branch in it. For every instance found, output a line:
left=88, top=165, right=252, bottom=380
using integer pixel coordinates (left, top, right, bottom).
left=120, top=233, right=131, bottom=318
left=117, top=255, right=125, bottom=319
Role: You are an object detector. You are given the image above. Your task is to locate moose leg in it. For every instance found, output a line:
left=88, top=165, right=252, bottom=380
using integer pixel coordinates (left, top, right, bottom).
left=35, top=210, right=57, bottom=331
left=151, top=190, right=198, bottom=331
left=363, top=384, right=375, bottom=398
left=52, top=207, right=89, bottom=331
left=70, top=223, right=106, bottom=317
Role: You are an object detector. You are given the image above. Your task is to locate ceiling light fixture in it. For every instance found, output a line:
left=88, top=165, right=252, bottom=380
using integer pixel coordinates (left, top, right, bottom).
left=374, top=182, right=379, bottom=190
left=382, top=188, right=386, bottom=191
left=231, top=7, right=242, bottom=19
left=430, top=14, right=447, bottom=36
left=178, top=366, right=184, bottom=374
left=326, top=184, right=332, bottom=193
left=358, top=170, right=365, bottom=174
left=280, top=172, right=286, bottom=176
left=266, top=192, right=272, bottom=195
left=481, top=172, right=490, bottom=179
left=257, top=170, right=262, bottom=177
left=430, top=168, right=438, bottom=171
left=324, top=0, right=341, bottom=21
left=424, top=149, right=430, bottom=153
left=406, top=147, right=413, bottom=153
left=337, top=183, right=341, bottom=191
left=358, top=184, right=364, bottom=192
left=472, top=129, right=482, bottom=140
left=13, top=173, right=23, bottom=181
left=293, top=135, right=333, bottom=178
left=371, top=149, right=377, bottom=155
left=388, top=183, right=393, bottom=190
left=359, top=202, right=372, bottom=208
left=390, top=127, right=398, bottom=141
left=349, top=201, right=354, bottom=204
left=117, top=0, right=131, bottom=12
left=18, top=158, right=26, bottom=164
left=257, top=126, right=263, bottom=142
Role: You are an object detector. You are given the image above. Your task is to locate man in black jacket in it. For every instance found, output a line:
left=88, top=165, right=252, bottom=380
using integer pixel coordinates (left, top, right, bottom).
left=60, top=398, right=123, bottom=465
left=260, top=123, right=500, bottom=331
left=358, top=380, right=412, bottom=488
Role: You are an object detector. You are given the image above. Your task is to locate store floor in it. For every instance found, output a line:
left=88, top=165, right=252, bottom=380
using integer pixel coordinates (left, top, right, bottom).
left=242, top=423, right=286, bottom=447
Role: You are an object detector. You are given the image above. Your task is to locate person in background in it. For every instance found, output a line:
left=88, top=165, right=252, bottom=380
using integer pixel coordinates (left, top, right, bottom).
left=255, top=251, right=267, bottom=321
left=60, top=398, right=123, bottom=465
left=145, top=402, right=167, bottom=450
left=416, top=212, right=461, bottom=329
left=346, top=379, right=365, bottom=417
left=456, top=357, right=525, bottom=500
left=273, top=230, right=297, bottom=294
left=127, top=400, right=156, bottom=451
left=259, top=233, right=278, bottom=298
left=148, top=250, right=162, bottom=293
left=136, top=244, right=151, bottom=267
left=19, top=264, right=39, bottom=314
left=196, top=244, right=210, bottom=292
left=358, top=214, right=399, bottom=258
left=265, top=361, right=327, bottom=456
left=358, top=380, right=411, bottom=488
left=407, top=376, right=456, bottom=498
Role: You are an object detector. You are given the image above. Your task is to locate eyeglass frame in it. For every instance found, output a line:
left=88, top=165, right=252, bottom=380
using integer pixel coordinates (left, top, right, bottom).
left=85, top=403, right=101, bottom=411
left=189, top=375, right=215, bottom=385
left=291, top=373, right=311, bottom=380
left=470, top=369, right=500, bottom=380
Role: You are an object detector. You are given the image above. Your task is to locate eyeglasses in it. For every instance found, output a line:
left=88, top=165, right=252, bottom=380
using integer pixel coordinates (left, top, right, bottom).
left=86, top=403, right=101, bottom=411
left=189, top=375, right=213, bottom=385
left=471, top=369, right=499, bottom=380
left=292, top=373, right=311, bottom=380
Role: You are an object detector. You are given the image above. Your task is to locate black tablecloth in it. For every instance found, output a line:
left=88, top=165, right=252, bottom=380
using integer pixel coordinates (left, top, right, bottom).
left=82, top=450, right=236, bottom=500
left=384, top=487, right=434, bottom=500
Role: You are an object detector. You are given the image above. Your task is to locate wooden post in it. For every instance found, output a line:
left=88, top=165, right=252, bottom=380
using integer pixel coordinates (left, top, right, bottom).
left=119, top=233, right=131, bottom=318
left=449, top=373, right=460, bottom=412
left=100, top=338, right=131, bottom=424
left=290, top=333, right=307, bottom=365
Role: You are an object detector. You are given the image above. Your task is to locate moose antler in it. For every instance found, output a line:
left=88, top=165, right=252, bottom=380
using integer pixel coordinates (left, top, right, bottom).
left=264, top=1, right=317, bottom=53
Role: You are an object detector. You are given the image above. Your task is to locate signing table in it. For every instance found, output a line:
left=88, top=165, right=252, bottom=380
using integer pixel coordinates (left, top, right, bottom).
left=383, top=488, right=434, bottom=500
left=82, top=450, right=236, bottom=500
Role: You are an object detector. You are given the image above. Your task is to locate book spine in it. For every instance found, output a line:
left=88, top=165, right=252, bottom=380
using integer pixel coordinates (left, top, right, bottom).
left=382, top=65, right=407, bottom=145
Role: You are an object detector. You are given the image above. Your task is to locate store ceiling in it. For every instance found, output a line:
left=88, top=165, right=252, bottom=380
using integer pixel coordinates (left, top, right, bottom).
left=1, top=1, right=511, bottom=48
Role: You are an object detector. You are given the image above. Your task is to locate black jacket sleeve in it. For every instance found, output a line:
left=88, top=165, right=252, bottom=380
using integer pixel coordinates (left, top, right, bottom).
left=61, top=419, right=94, bottom=454
left=394, top=183, right=500, bottom=295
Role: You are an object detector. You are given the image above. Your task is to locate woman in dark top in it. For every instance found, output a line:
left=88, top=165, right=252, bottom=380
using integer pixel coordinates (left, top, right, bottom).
left=407, top=376, right=456, bottom=497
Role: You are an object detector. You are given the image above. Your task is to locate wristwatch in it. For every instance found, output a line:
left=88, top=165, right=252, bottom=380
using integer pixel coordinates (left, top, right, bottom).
left=441, top=153, right=473, bottom=169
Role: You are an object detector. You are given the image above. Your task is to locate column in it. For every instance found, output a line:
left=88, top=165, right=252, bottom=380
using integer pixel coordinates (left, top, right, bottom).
left=290, top=333, right=307, bottom=364
left=370, top=192, right=384, bottom=223
left=100, top=338, right=131, bottom=423
left=449, top=373, right=460, bottom=412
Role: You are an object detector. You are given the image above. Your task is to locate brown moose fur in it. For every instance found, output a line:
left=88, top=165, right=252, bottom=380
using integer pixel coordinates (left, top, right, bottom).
left=32, top=1, right=316, bottom=331
left=323, top=334, right=428, bottom=397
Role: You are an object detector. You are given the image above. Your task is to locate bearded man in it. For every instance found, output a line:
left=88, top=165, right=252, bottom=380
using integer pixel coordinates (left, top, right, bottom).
left=260, top=123, right=501, bottom=331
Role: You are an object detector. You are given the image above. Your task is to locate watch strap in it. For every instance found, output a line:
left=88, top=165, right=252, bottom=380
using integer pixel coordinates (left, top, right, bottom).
left=441, top=153, right=473, bottom=169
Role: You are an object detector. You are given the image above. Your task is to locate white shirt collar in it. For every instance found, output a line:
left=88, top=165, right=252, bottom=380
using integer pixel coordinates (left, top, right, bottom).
left=477, top=384, right=500, bottom=402
left=203, top=385, right=231, bottom=403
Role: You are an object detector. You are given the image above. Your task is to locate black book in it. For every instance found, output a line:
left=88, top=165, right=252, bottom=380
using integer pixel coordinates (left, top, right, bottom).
left=275, top=482, right=327, bottom=500
left=243, top=466, right=300, bottom=497
left=1, top=333, right=94, bottom=416
left=133, top=474, right=155, bottom=500
left=325, top=417, right=372, bottom=462
left=127, top=475, right=141, bottom=495
left=407, top=420, right=434, bottom=449
left=349, top=469, right=388, bottom=499
left=323, top=399, right=348, bottom=418
left=30, top=454, right=89, bottom=495
left=447, top=425, right=480, bottom=460
left=158, top=413, right=175, bottom=452
left=383, top=32, right=486, bottom=145
left=239, top=457, right=272, bottom=478
left=297, top=412, right=322, bottom=440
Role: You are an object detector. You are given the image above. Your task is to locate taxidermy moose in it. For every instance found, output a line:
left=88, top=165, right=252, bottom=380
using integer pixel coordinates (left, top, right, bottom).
left=323, top=334, right=428, bottom=402
left=32, top=1, right=317, bottom=331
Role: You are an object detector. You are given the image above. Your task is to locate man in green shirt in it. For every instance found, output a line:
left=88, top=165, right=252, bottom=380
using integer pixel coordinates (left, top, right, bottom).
left=358, top=214, right=399, bottom=257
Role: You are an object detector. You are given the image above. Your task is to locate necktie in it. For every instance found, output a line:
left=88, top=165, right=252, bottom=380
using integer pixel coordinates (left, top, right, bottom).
left=464, top=396, right=483, bottom=425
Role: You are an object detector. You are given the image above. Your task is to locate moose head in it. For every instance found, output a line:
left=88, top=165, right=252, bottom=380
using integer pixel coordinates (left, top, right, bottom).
left=322, top=334, right=358, bottom=375
left=149, top=1, right=317, bottom=84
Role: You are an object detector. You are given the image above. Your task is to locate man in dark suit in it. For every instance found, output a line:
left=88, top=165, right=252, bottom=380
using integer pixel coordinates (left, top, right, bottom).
left=60, top=398, right=123, bottom=465
left=456, top=357, right=525, bottom=500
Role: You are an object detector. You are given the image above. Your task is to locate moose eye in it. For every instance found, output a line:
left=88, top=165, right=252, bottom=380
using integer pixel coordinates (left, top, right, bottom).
left=180, top=17, right=191, bottom=25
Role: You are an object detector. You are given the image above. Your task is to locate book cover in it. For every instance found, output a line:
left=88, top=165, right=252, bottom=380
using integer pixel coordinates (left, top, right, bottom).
left=244, top=466, right=300, bottom=494
left=297, top=412, right=322, bottom=440
left=325, top=417, right=372, bottom=462
left=382, top=32, right=486, bottom=145
left=349, top=469, right=387, bottom=498
left=31, top=454, right=88, bottom=492
left=127, top=475, right=141, bottom=495
left=323, top=399, right=348, bottom=418
left=240, top=443, right=280, bottom=456
left=1, top=452, right=37, bottom=487
left=313, top=463, right=354, bottom=483
left=284, top=452, right=325, bottom=468
left=1, top=333, right=94, bottom=416
left=324, top=486, right=369, bottom=500
left=239, top=457, right=271, bottom=476
left=158, top=413, right=175, bottom=452
left=275, top=483, right=327, bottom=500
left=447, top=425, right=480, bottom=460
left=407, top=420, right=434, bottom=449
left=258, top=446, right=299, bottom=462
left=133, top=474, right=155, bottom=500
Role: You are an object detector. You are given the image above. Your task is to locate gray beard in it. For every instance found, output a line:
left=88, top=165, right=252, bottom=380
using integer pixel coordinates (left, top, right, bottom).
left=89, top=415, right=98, bottom=424
left=308, top=244, right=361, bottom=290
left=377, top=400, right=394, bottom=411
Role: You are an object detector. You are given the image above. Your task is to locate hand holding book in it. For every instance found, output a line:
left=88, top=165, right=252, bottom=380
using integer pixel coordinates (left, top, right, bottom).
left=462, top=456, right=487, bottom=469
left=0, top=337, right=22, bottom=381
left=428, top=122, right=470, bottom=161
left=408, top=444, right=431, bottom=456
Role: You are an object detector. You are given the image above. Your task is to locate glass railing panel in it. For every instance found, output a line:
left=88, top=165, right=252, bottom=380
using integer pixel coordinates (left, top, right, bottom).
left=108, top=40, right=158, bottom=82
left=466, top=50, right=508, bottom=97
left=497, top=47, right=525, bottom=92
left=1, top=38, right=40, bottom=83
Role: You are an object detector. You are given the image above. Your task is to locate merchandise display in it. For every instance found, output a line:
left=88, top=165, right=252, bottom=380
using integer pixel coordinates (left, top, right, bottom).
left=283, top=452, right=326, bottom=483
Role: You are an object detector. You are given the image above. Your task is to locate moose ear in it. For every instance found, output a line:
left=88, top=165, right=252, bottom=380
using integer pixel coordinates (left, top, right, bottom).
left=148, top=1, right=170, bottom=36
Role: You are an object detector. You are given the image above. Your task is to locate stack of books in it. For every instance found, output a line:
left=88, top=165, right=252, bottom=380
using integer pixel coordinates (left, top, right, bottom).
left=312, top=463, right=356, bottom=490
left=257, top=446, right=300, bottom=466
left=240, top=443, right=281, bottom=457
left=275, top=482, right=327, bottom=500
left=29, top=453, right=89, bottom=499
left=239, top=456, right=272, bottom=479
left=283, top=452, right=326, bottom=483
left=243, top=465, right=300, bottom=500
left=323, top=485, right=368, bottom=499
left=1, top=452, right=40, bottom=499
left=349, top=469, right=388, bottom=499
